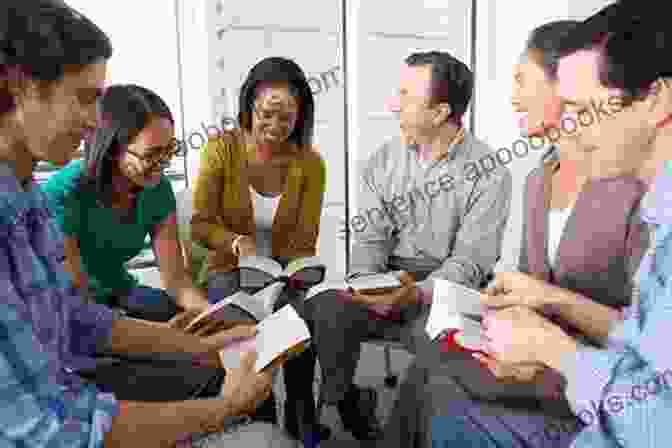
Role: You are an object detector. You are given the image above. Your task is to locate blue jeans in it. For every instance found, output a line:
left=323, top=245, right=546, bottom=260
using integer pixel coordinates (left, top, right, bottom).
left=115, top=285, right=180, bottom=322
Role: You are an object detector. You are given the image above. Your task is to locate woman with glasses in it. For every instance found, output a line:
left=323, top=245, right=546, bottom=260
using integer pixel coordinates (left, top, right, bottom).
left=190, top=56, right=328, bottom=445
left=43, top=83, right=211, bottom=322
left=0, top=2, right=296, bottom=447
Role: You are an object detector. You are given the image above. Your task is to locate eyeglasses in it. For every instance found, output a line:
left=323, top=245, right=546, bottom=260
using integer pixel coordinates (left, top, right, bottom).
left=126, top=138, right=181, bottom=172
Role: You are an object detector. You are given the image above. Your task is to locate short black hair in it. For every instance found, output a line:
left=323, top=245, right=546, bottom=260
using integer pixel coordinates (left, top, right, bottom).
left=525, top=20, right=579, bottom=80
left=237, top=57, right=315, bottom=148
left=404, top=51, right=473, bottom=123
left=559, top=1, right=672, bottom=103
left=0, top=0, right=113, bottom=116
left=79, top=84, right=173, bottom=206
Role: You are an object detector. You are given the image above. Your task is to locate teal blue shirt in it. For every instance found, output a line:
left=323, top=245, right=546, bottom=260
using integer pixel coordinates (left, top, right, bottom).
left=42, top=159, right=176, bottom=305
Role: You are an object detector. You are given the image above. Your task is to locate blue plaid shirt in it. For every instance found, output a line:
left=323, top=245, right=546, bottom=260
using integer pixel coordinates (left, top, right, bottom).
left=559, top=161, right=672, bottom=447
left=0, top=162, right=118, bottom=447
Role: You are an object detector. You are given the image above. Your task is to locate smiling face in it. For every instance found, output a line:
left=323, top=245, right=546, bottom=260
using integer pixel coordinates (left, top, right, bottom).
left=11, top=61, right=107, bottom=166
left=511, top=51, right=559, bottom=137
left=557, top=49, right=657, bottom=178
left=117, top=116, right=177, bottom=188
left=250, top=83, right=299, bottom=146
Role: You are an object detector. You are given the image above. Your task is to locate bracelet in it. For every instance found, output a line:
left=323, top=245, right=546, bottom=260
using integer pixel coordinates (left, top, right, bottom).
left=231, top=235, right=245, bottom=255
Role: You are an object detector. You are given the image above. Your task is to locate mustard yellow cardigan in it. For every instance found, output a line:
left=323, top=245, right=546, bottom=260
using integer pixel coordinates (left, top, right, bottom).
left=191, top=129, right=326, bottom=278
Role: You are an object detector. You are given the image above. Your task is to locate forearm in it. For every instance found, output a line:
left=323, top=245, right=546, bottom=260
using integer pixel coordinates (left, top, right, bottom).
left=549, top=286, right=622, bottom=344
left=105, top=317, right=218, bottom=366
left=105, top=398, right=237, bottom=448
left=164, top=273, right=209, bottom=310
left=191, top=214, right=243, bottom=254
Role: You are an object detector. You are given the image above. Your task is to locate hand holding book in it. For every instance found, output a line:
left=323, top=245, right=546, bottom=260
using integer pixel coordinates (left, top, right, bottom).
left=349, top=271, right=417, bottom=306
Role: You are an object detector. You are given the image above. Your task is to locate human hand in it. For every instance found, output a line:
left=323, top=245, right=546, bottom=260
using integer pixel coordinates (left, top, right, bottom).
left=221, top=351, right=274, bottom=415
left=236, top=235, right=256, bottom=257
left=482, top=306, right=571, bottom=366
left=350, top=271, right=417, bottom=306
left=472, top=353, right=547, bottom=383
left=205, top=324, right=257, bottom=348
left=481, top=272, right=559, bottom=310
left=167, top=309, right=203, bottom=331
left=178, top=288, right=211, bottom=314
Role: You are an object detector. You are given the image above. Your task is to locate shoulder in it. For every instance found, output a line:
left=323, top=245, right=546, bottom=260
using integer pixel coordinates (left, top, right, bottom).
left=145, top=176, right=177, bottom=206
left=459, top=133, right=512, bottom=185
left=203, top=129, right=244, bottom=158
left=42, top=159, right=85, bottom=198
left=295, top=147, right=325, bottom=173
left=359, top=137, right=403, bottom=177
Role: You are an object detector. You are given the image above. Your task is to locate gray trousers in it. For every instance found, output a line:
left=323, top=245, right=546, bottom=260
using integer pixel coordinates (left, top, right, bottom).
left=303, top=289, right=432, bottom=404
left=379, top=346, right=583, bottom=448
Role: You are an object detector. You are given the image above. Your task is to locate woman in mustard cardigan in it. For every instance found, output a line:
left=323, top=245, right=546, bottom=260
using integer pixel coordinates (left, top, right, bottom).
left=190, top=57, right=328, bottom=445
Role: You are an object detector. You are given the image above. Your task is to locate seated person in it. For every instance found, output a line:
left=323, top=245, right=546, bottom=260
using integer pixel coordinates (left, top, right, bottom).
left=305, top=50, right=512, bottom=440
left=190, top=56, right=328, bottom=444
left=403, top=18, right=649, bottom=448
left=479, top=4, right=672, bottom=447
left=0, top=2, right=291, bottom=447
left=43, top=84, right=210, bottom=322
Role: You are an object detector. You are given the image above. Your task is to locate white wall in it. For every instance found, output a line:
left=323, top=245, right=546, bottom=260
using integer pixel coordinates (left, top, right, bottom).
left=65, top=0, right=614, bottom=277
left=474, top=0, right=612, bottom=272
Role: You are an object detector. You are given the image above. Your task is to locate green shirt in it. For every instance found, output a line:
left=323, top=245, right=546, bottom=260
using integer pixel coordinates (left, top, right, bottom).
left=42, top=159, right=176, bottom=305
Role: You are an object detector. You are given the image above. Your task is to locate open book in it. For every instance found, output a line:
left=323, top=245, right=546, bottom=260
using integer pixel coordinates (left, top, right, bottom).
left=237, top=256, right=326, bottom=289
left=218, top=304, right=311, bottom=372
left=184, top=282, right=285, bottom=332
left=425, top=279, right=488, bottom=353
left=304, top=271, right=404, bottom=301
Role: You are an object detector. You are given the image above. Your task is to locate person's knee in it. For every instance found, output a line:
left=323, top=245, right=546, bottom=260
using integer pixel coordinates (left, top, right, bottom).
left=308, top=290, right=359, bottom=322
left=430, top=415, right=491, bottom=447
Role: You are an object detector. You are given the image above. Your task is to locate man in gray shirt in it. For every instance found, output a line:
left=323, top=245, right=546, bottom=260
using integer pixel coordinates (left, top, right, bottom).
left=305, top=51, right=512, bottom=440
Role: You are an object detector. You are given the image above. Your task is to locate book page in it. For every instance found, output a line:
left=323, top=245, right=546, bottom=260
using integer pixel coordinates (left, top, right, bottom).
left=284, top=256, right=324, bottom=277
left=225, top=289, right=270, bottom=322
left=238, top=256, right=283, bottom=278
left=304, top=280, right=349, bottom=301
left=425, top=279, right=486, bottom=340
left=255, top=281, right=286, bottom=315
left=254, top=304, right=311, bottom=372
left=347, top=272, right=401, bottom=291
left=434, top=278, right=485, bottom=316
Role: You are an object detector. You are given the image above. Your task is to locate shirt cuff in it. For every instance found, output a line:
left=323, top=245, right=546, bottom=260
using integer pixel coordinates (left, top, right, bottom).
left=557, top=345, right=625, bottom=417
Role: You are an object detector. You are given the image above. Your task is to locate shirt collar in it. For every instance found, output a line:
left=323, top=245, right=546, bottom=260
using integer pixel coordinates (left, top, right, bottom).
left=409, top=127, right=466, bottom=162
left=641, top=160, right=672, bottom=224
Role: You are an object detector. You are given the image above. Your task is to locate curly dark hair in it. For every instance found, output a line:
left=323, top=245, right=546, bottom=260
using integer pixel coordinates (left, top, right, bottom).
left=0, top=0, right=112, bottom=116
